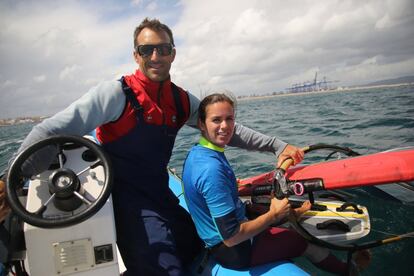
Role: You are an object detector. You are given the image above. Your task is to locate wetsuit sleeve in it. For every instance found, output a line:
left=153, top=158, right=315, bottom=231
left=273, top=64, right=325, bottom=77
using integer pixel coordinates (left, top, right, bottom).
left=185, top=91, right=200, bottom=128
left=201, top=167, right=240, bottom=241
left=229, top=123, right=288, bottom=157
left=6, top=80, right=126, bottom=176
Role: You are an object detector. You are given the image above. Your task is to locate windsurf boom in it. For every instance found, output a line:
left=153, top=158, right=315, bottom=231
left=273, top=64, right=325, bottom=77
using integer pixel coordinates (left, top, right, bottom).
left=237, top=145, right=414, bottom=259
left=239, top=146, right=414, bottom=197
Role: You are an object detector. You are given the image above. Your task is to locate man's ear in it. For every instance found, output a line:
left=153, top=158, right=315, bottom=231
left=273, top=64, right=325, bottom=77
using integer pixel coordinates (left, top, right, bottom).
left=133, top=51, right=140, bottom=64
left=171, top=48, right=176, bottom=63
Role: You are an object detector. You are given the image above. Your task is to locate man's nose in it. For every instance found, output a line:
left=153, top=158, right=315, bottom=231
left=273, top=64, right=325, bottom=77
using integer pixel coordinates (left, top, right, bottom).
left=150, top=48, right=161, bottom=60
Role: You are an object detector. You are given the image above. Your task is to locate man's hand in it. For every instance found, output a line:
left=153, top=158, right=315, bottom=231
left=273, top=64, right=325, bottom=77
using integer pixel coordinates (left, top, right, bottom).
left=277, top=144, right=304, bottom=167
left=0, top=179, right=11, bottom=222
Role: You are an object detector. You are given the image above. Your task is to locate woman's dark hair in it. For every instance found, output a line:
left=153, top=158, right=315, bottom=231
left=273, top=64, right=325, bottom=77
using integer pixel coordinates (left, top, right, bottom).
left=198, top=93, right=236, bottom=123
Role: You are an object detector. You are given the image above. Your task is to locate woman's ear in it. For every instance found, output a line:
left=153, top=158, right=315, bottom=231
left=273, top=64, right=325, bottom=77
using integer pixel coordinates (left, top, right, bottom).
left=198, top=119, right=206, bottom=133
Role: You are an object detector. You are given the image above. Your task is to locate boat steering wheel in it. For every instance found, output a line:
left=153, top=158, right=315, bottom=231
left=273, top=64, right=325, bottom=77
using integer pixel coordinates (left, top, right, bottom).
left=6, top=135, right=113, bottom=228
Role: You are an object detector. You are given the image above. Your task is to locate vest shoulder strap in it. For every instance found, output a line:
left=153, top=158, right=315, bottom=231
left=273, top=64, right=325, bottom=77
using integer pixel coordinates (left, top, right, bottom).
left=120, top=77, right=143, bottom=113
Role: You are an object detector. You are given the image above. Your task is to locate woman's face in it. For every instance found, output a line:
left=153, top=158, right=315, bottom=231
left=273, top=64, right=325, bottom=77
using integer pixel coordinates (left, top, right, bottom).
left=199, top=101, right=235, bottom=148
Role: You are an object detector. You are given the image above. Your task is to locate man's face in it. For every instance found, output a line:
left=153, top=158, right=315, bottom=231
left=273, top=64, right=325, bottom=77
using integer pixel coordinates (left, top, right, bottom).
left=134, top=28, right=176, bottom=82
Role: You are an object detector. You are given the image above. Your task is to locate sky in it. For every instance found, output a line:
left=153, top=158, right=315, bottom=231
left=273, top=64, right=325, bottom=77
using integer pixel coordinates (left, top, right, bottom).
left=1, top=0, right=413, bottom=119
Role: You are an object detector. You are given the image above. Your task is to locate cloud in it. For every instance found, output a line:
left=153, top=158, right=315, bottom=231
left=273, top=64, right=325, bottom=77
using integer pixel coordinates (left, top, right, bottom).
left=59, top=65, right=81, bottom=81
left=130, top=0, right=141, bottom=6
left=1, top=80, right=16, bottom=89
left=0, top=0, right=413, bottom=118
left=146, top=1, right=158, bottom=11
left=172, top=0, right=414, bottom=96
left=33, top=75, right=46, bottom=83
left=0, top=0, right=139, bottom=118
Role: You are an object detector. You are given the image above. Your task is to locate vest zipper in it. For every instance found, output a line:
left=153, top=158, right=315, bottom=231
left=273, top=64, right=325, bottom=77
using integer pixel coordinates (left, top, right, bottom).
left=157, top=81, right=166, bottom=125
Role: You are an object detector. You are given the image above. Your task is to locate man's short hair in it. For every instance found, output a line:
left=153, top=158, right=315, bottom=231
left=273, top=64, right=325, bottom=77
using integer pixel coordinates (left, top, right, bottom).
left=134, top=18, right=175, bottom=49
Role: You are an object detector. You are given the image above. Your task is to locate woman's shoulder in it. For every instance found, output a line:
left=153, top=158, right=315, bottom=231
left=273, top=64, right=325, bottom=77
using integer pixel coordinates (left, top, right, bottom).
left=186, top=146, right=222, bottom=168
left=188, top=145, right=223, bottom=161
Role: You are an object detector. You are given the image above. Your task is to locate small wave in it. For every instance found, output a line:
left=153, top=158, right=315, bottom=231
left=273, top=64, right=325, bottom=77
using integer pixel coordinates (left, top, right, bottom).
left=365, top=117, right=412, bottom=128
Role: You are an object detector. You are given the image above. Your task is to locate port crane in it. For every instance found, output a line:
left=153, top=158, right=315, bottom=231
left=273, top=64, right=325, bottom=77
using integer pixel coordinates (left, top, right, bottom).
left=287, top=72, right=339, bottom=93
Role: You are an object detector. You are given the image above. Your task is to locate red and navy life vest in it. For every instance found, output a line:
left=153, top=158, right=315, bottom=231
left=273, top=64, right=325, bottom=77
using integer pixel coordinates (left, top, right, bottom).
left=96, top=70, right=190, bottom=143
left=96, top=70, right=190, bottom=211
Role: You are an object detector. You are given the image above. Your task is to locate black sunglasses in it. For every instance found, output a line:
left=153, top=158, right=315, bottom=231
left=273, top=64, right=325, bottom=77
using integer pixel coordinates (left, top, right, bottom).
left=136, top=43, right=173, bottom=57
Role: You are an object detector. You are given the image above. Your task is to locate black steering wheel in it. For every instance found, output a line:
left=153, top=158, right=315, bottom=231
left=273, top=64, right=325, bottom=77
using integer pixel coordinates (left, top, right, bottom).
left=6, top=135, right=113, bottom=228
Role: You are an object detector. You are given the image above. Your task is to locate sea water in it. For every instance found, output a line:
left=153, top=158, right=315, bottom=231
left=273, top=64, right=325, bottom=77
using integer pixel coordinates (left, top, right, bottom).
left=1, top=85, right=414, bottom=275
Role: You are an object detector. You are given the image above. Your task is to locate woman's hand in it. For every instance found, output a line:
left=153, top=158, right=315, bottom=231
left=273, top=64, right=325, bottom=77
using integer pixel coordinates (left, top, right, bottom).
left=268, top=197, right=291, bottom=223
left=293, top=200, right=312, bottom=218
left=224, top=197, right=291, bottom=247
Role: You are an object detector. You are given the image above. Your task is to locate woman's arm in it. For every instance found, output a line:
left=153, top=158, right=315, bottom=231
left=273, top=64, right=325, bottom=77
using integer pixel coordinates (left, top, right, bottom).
left=223, top=197, right=291, bottom=247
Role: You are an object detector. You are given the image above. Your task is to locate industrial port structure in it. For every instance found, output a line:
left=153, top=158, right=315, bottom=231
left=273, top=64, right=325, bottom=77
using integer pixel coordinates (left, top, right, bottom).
left=287, top=72, right=339, bottom=93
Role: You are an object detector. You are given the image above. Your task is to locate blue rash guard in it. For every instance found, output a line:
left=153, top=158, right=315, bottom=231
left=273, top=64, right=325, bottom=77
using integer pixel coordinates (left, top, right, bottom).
left=183, top=137, right=247, bottom=248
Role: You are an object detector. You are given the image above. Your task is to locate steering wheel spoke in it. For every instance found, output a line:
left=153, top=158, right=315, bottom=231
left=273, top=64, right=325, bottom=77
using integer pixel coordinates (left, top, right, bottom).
left=76, top=160, right=102, bottom=177
left=73, top=191, right=92, bottom=205
left=56, top=144, right=65, bottom=169
left=33, top=193, right=56, bottom=216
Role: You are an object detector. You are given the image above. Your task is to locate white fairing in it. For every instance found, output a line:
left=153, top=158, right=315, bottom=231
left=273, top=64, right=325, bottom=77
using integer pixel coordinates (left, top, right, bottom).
left=23, top=146, right=125, bottom=275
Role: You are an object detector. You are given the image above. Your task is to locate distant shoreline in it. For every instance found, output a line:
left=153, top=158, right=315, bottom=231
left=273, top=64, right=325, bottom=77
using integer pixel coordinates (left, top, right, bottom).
left=1, top=82, right=412, bottom=125
left=0, top=116, right=47, bottom=127
left=237, top=82, right=414, bottom=101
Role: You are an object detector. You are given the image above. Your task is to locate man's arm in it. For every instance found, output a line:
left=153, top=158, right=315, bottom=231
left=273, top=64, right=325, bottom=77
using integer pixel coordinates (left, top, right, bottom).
left=185, top=92, right=201, bottom=128
left=8, top=80, right=125, bottom=176
left=229, top=123, right=287, bottom=156
left=17, top=80, right=125, bottom=154
left=230, top=124, right=304, bottom=165
left=0, top=80, right=126, bottom=222
left=186, top=92, right=293, bottom=158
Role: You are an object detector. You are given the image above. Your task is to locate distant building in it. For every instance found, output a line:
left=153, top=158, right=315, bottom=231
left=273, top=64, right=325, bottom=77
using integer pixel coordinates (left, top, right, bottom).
left=287, top=72, right=339, bottom=93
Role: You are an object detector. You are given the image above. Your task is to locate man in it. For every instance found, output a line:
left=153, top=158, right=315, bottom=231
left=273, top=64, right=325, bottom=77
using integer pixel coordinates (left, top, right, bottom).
left=0, top=18, right=304, bottom=275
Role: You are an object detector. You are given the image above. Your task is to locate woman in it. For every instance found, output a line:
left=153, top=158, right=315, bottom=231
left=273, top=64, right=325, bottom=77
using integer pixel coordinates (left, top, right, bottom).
left=182, top=93, right=370, bottom=275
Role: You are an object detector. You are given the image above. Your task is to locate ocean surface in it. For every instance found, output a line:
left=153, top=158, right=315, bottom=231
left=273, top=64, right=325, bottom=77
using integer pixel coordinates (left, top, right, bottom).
left=1, top=85, right=414, bottom=275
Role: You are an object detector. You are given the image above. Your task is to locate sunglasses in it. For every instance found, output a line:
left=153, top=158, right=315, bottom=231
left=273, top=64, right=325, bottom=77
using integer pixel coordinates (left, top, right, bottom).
left=136, top=43, right=173, bottom=57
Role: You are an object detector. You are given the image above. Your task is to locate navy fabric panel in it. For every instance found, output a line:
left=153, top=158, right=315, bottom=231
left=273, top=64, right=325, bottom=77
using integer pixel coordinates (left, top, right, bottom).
left=210, top=239, right=252, bottom=270
left=102, top=79, right=202, bottom=274
left=213, top=210, right=240, bottom=240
